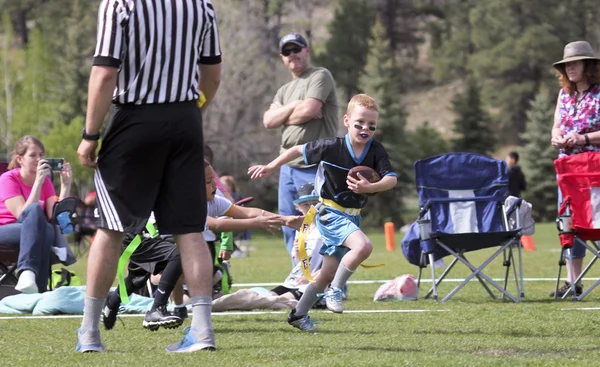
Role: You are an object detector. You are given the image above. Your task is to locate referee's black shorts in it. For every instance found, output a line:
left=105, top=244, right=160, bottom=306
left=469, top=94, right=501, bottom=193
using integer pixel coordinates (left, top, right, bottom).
left=94, top=101, right=207, bottom=235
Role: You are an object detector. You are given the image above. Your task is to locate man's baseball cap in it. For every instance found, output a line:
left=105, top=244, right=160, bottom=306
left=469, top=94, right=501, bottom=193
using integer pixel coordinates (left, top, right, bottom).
left=279, top=33, right=308, bottom=53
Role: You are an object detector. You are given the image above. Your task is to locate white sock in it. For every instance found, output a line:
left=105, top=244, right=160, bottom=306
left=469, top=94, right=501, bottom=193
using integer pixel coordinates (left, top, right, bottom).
left=190, top=296, right=215, bottom=346
left=15, top=270, right=38, bottom=294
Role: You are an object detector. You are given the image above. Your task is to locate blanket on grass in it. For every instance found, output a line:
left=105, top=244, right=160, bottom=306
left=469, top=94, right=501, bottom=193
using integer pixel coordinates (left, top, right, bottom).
left=0, top=286, right=296, bottom=315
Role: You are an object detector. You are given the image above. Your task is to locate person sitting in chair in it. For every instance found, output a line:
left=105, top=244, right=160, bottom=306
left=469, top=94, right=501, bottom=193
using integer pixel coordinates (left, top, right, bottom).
left=0, top=135, right=75, bottom=293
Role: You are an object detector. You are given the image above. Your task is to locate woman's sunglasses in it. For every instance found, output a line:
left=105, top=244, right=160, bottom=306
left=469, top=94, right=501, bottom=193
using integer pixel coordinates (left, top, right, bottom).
left=354, top=124, right=376, bottom=132
left=281, top=46, right=303, bottom=57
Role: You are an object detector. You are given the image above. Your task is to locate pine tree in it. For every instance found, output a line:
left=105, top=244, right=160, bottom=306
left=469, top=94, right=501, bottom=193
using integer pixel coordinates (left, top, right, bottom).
left=521, top=92, right=558, bottom=221
left=359, top=18, right=408, bottom=226
left=407, top=121, right=450, bottom=161
left=451, top=78, right=496, bottom=156
left=10, top=27, right=58, bottom=140
left=315, top=0, right=375, bottom=103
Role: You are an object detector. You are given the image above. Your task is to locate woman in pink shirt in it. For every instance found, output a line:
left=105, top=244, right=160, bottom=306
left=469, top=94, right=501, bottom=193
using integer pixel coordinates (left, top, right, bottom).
left=0, top=135, right=73, bottom=293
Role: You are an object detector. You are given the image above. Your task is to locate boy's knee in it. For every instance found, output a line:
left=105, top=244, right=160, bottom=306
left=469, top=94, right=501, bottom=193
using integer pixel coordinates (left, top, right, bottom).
left=358, top=241, right=373, bottom=257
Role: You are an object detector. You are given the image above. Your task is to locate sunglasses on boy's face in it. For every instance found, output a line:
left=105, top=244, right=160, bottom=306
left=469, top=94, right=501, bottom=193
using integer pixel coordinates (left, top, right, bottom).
left=282, top=46, right=303, bottom=57
left=354, top=124, right=376, bottom=132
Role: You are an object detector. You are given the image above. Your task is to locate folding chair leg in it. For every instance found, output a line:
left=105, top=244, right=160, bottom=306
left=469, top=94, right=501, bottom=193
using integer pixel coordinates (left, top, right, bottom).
left=567, top=247, right=577, bottom=301
left=576, top=241, right=600, bottom=300
left=555, top=247, right=566, bottom=299
left=428, top=253, right=438, bottom=301
left=517, top=242, right=525, bottom=300
left=502, top=249, right=511, bottom=301
left=510, top=248, right=521, bottom=300
left=417, top=253, right=425, bottom=289
left=439, top=241, right=518, bottom=302
left=424, top=256, right=458, bottom=300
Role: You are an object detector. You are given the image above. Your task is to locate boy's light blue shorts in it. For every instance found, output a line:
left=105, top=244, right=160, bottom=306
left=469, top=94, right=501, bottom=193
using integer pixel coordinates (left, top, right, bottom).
left=316, top=206, right=361, bottom=262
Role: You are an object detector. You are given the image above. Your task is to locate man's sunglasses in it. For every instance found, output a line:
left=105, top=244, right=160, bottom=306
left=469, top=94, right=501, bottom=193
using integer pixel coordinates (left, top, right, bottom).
left=354, top=124, right=376, bottom=132
left=282, top=46, right=303, bottom=57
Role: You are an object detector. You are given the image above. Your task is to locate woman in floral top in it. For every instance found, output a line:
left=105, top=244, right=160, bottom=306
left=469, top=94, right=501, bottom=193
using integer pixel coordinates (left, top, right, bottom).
left=551, top=41, right=600, bottom=298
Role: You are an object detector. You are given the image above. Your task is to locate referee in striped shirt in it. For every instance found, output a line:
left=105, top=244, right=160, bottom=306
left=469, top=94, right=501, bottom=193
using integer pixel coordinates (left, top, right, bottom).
left=76, top=0, right=221, bottom=353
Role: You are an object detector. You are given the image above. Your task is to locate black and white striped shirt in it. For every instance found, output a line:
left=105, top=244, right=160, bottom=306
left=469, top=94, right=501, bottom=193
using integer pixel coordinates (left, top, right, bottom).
left=93, top=0, right=221, bottom=105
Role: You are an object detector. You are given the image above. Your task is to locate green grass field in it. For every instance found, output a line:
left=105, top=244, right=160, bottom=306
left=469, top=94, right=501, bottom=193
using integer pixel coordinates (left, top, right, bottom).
left=2, top=222, right=600, bottom=366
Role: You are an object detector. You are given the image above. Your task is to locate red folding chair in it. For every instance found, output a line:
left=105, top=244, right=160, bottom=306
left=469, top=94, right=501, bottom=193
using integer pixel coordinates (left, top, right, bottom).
left=555, top=152, right=600, bottom=300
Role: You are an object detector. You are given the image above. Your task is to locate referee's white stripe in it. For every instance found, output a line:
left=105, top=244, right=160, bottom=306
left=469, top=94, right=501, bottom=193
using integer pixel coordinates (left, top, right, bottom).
left=95, top=169, right=124, bottom=232
left=94, top=171, right=118, bottom=230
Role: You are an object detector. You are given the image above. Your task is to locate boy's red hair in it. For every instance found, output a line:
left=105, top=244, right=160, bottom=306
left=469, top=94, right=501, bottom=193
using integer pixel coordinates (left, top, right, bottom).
left=346, top=93, right=380, bottom=116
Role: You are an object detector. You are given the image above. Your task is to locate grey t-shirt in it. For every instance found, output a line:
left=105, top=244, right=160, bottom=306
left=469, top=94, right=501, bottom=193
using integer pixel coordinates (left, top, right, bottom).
left=273, top=67, right=340, bottom=168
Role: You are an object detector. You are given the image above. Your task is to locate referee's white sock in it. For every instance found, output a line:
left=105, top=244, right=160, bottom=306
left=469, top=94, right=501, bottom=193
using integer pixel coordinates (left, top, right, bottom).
left=190, top=296, right=215, bottom=346
left=81, top=295, right=105, bottom=332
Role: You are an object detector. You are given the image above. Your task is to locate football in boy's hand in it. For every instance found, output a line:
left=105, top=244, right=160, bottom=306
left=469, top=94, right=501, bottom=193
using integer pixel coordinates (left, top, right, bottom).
left=348, top=166, right=381, bottom=183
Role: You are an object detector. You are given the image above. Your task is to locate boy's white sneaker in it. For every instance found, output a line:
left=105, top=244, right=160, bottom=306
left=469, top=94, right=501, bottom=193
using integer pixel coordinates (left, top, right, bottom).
left=324, top=287, right=344, bottom=313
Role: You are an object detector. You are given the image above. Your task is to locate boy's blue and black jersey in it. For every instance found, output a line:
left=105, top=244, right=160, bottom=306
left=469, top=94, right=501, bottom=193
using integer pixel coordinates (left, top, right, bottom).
left=302, top=134, right=396, bottom=209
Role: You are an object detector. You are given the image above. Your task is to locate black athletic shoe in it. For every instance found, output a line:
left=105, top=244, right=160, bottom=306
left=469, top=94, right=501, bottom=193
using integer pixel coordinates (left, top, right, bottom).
left=143, top=305, right=183, bottom=331
left=549, top=282, right=583, bottom=298
left=173, top=306, right=188, bottom=321
left=101, top=292, right=120, bottom=330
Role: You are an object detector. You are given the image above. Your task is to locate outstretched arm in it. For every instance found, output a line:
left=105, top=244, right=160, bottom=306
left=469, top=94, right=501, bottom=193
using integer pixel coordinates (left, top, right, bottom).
left=248, top=145, right=303, bottom=179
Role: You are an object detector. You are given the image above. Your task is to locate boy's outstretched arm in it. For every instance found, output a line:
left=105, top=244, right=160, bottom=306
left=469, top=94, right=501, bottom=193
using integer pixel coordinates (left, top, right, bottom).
left=207, top=216, right=282, bottom=233
left=248, top=145, right=303, bottom=179
left=229, top=206, right=304, bottom=230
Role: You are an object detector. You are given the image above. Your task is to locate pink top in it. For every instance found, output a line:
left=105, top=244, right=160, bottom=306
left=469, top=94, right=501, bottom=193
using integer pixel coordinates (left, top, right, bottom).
left=558, top=83, right=600, bottom=157
left=0, top=168, right=56, bottom=225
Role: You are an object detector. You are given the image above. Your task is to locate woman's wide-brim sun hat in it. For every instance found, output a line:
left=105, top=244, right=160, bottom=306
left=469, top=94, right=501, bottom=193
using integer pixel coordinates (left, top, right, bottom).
left=553, top=41, right=600, bottom=70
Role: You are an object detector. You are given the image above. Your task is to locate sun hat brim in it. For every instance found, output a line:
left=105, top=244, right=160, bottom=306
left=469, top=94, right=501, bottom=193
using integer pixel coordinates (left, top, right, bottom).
left=292, top=195, right=319, bottom=205
left=553, top=55, right=600, bottom=70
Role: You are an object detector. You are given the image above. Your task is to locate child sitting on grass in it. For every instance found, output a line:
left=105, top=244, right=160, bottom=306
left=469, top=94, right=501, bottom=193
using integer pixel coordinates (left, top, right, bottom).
left=270, top=183, right=324, bottom=301
left=249, top=94, right=397, bottom=331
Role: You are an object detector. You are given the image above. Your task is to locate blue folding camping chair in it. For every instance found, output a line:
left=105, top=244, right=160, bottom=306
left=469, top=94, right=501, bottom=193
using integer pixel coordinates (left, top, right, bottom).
left=412, top=153, right=525, bottom=302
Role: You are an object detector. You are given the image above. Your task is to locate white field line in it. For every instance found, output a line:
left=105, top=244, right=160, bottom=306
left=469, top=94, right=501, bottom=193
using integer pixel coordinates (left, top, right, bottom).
left=560, top=307, right=600, bottom=311
left=0, top=309, right=448, bottom=321
left=234, top=278, right=600, bottom=287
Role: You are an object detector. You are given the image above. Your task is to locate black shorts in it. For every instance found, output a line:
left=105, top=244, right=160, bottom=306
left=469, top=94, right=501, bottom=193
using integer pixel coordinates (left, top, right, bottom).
left=94, top=101, right=207, bottom=234
left=126, top=236, right=179, bottom=275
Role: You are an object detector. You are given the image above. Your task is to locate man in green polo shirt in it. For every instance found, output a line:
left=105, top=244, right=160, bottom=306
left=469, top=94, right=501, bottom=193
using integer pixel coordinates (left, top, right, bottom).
left=263, top=33, right=339, bottom=259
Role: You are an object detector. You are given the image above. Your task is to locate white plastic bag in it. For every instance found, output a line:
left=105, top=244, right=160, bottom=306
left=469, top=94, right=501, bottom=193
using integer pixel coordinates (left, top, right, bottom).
left=373, top=274, right=419, bottom=301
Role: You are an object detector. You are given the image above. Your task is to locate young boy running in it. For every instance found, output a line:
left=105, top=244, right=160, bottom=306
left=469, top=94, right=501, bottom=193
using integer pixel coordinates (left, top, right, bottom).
left=248, top=94, right=397, bottom=331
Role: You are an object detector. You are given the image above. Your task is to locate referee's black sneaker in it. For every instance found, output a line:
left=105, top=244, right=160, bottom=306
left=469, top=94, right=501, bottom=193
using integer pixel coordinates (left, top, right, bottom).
left=143, top=305, right=183, bottom=331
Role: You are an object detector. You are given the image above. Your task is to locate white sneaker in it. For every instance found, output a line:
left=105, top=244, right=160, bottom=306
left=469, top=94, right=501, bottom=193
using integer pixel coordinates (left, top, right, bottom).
left=15, top=270, right=38, bottom=294
left=324, top=287, right=344, bottom=313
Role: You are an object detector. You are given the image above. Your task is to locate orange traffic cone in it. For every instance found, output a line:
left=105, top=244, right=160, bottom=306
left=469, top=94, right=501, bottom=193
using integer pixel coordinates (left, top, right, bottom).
left=384, top=222, right=395, bottom=251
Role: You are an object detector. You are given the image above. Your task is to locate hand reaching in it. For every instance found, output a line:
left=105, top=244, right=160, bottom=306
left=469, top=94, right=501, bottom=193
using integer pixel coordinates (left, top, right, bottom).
left=248, top=164, right=274, bottom=179
left=253, top=214, right=283, bottom=233
left=282, top=215, right=305, bottom=231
